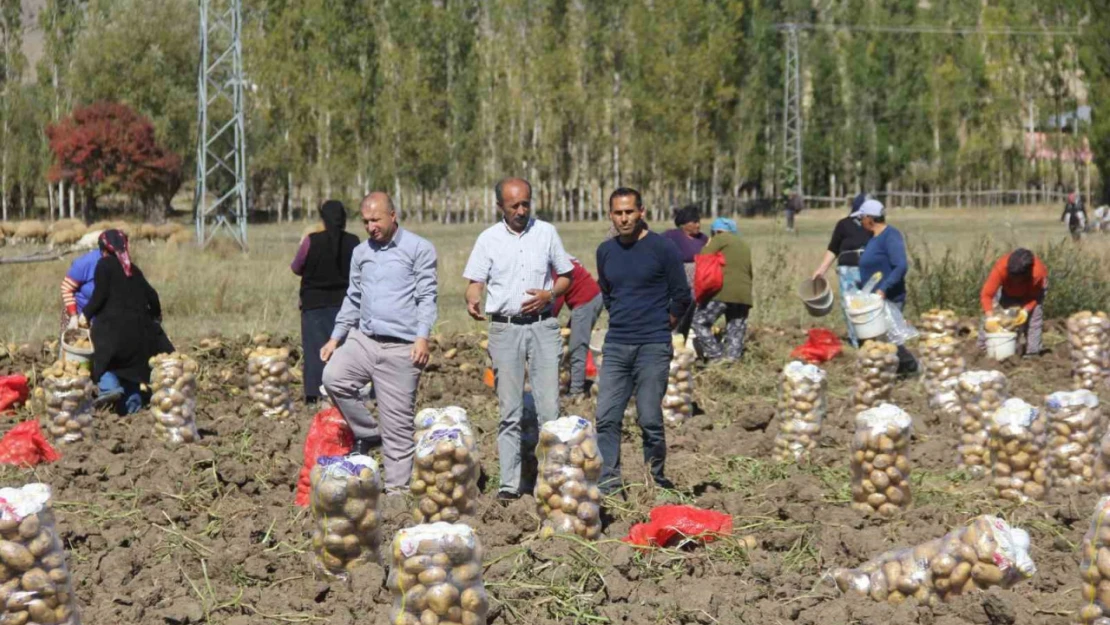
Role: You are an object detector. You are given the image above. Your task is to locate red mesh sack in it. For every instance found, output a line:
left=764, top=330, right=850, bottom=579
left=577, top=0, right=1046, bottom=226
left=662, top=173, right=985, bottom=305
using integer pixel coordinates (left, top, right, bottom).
left=295, top=407, right=354, bottom=507
left=694, top=252, right=726, bottom=304
left=0, top=421, right=60, bottom=467
left=622, top=504, right=733, bottom=548
left=790, top=328, right=843, bottom=364
left=0, top=375, right=29, bottom=413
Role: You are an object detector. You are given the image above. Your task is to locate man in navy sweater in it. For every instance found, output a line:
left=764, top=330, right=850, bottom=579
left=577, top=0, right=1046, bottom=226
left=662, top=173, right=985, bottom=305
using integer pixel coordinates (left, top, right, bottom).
left=595, top=187, right=691, bottom=495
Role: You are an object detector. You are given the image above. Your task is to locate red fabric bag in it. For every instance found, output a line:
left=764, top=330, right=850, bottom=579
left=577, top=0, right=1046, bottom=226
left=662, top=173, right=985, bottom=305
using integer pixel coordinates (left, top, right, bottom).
left=693, top=252, right=726, bottom=304
left=0, top=375, right=29, bottom=413
left=586, top=351, right=597, bottom=378
left=0, top=421, right=60, bottom=467
left=789, top=328, right=843, bottom=364
left=622, top=504, right=733, bottom=548
left=295, top=406, right=354, bottom=507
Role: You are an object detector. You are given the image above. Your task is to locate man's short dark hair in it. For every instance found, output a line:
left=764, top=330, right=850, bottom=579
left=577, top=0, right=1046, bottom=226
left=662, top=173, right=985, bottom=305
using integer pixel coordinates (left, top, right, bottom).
left=1008, top=248, right=1035, bottom=276
left=673, top=204, right=700, bottom=227
left=495, top=178, right=532, bottom=205
left=609, top=187, right=642, bottom=210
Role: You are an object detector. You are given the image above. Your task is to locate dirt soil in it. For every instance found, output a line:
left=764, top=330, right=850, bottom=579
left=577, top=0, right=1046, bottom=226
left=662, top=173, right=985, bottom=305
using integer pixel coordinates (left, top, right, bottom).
left=0, top=322, right=1100, bottom=624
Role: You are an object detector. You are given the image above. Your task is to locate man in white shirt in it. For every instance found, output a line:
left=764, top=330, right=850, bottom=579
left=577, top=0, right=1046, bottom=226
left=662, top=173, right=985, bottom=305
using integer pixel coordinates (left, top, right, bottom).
left=463, top=177, right=574, bottom=499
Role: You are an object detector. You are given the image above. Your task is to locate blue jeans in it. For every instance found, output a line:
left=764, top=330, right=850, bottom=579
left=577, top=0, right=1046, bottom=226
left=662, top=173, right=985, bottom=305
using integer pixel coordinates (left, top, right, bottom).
left=98, top=372, right=143, bottom=415
left=836, top=265, right=862, bottom=348
left=595, top=342, right=672, bottom=494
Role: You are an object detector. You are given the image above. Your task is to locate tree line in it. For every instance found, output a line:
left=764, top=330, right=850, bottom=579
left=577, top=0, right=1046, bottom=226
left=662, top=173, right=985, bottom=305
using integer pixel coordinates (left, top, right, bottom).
left=0, top=0, right=1106, bottom=225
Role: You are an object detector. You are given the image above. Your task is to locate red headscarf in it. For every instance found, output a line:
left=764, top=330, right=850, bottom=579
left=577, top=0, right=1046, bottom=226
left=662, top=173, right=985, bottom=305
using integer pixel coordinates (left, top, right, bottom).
left=98, top=229, right=133, bottom=277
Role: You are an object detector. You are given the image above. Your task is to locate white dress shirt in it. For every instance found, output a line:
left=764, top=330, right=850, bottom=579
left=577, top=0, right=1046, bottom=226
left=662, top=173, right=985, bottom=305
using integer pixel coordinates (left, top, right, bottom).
left=463, top=218, right=573, bottom=315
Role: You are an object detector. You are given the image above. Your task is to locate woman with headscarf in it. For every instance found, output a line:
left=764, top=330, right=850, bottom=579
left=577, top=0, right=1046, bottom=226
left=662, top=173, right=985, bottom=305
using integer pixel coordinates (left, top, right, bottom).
left=811, top=192, right=874, bottom=348
left=83, top=229, right=174, bottom=414
left=661, top=204, right=709, bottom=285
left=691, top=218, right=753, bottom=362
left=291, top=200, right=360, bottom=404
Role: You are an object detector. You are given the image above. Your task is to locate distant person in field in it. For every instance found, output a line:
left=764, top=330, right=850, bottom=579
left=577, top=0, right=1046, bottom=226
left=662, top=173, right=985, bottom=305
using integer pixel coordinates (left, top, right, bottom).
left=464, top=177, right=574, bottom=501
left=60, top=247, right=103, bottom=334
left=1062, top=192, right=1087, bottom=241
left=551, top=257, right=602, bottom=398
left=290, top=200, right=360, bottom=404
left=691, top=218, right=752, bottom=362
left=978, top=248, right=1047, bottom=357
left=83, top=229, right=175, bottom=415
left=1094, top=205, right=1110, bottom=233
left=811, top=192, right=874, bottom=347
left=784, top=188, right=803, bottom=233
left=661, top=204, right=708, bottom=287
left=856, top=200, right=918, bottom=376
left=595, top=187, right=690, bottom=496
left=321, top=192, right=438, bottom=494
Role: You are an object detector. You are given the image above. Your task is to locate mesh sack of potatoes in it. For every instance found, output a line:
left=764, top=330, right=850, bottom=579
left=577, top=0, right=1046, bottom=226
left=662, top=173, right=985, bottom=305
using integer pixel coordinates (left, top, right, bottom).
left=1045, top=389, right=1101, bottom=485
left=663, top=334, right=697, bottom=425
left=932, top=377, right=964, bottom=423
left=828, top=515, right=1036, bottom=606
left=309, top=454, right=382, bottom=579
left=411, top=427, right=479, bottom=524
left=1069, top=312, right=1110, bottom=391
left=413, top=406, right=470, bottom=443
left=1076, top=496, right=1110, bottom=625
left=772, top=361, right=828, bottom=463
left=921, top=334, right=966, bottom=407
left=850, top=341, right=899, bottom=412
left=149, top=353, right=200, bottom=446
left=1095, top=431, right=1110, bottom=496
left=956, top=370, right=1009, bottom=478
left=919, top=309, right=960, bottom=337
left=247, top=347, right=292, bottom=419
left=535, top=416, right=603, bottom=540
left=40, top=360, right=95, bottom=445
left=388, top=522, right=489, bottom=625
left=989, top=398, right=1049, bottom=503
left=850, top=403, right=913, bottom=517
left=0, top=483, right=82, bottom=624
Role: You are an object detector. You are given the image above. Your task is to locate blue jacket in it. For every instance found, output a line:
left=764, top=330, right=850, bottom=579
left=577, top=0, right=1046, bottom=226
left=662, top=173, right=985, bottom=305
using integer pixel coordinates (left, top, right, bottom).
left=597, top=231, right=690, bottom=345
left=859, top=226, right=908, bottom=303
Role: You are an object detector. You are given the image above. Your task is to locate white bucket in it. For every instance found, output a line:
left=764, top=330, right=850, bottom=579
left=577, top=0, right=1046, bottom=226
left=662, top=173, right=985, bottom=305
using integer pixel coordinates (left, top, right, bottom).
left=986, top=332, right=1018, bottom=361
left=848, top=299, right=888, bottom=340
left=60, top=329, right=93, bottom=365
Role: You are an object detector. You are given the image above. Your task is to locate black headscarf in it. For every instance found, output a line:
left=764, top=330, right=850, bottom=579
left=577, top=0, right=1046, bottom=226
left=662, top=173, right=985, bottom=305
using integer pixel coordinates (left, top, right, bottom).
left=98, top=229, right=133, bottom=277
left=319, top=200, right=348, bottom=266
left=673, top=204, right=700, bottom=227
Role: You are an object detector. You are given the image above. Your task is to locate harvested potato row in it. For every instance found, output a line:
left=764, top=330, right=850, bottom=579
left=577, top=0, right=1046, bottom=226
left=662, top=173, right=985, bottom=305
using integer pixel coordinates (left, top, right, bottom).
left=1095, top=432, right=1110, bottom=496
left=919, top=309, right=960, bottom=336
left=772, top=361, right=828, bottom=463
left=850, top=341, right=899, bottom=412
left=990, top=398, right=1049, bottom=502
left=536, top=416, right=603, bottom=540
left=39, top=360, right=95, bottom=445
left=1045, top=390, right=1101, bottom=485
left=309, top=455, right=381, bottom=579
left=388, top=523, right=489, bottom=625
left=1069, top=312, right=1110, bottom=391
left=663, top=334, right=697, bottom=425
left=0, top=483, right=82, bottom=625
left=246, top=347, right=292, bottom=419
left=1076, top=496, right=1110, bottom=625
left=829, top=515, right=1036, bottom=606
left=956, top=370, right=1009, bottom=478
left=413, top=406, right=470, bottom=443
left=921, top=334, right=965, bottom=408
left=850, top=403, right=913, bottom=517
left=411, top=427, right=480, bottom=524
left=149, top=353, right=200, bottom=446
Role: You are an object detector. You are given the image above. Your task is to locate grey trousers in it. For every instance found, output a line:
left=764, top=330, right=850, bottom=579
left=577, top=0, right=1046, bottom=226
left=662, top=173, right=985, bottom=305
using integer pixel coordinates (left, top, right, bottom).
left=567, top=295, right=604, bottom=394
left=977, top=293, right=1044, bottom=355
left=488, top=317, right=562, bottom=494
left=322, top=331, right=421, bottom=492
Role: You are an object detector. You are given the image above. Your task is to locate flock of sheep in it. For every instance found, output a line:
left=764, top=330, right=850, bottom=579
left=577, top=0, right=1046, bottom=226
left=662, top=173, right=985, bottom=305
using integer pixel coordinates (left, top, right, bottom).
left=0, top=219, right=193, bottom=249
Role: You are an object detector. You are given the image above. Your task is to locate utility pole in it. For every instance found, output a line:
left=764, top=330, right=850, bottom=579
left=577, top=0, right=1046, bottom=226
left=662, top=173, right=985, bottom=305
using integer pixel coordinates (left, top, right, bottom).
left=780, top=24, right=803, bottom=197
left=194, top=0, right=248, bottom=249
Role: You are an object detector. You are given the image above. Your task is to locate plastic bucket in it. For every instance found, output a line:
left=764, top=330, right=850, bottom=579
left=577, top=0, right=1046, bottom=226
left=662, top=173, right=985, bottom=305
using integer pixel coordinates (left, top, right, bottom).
left=986, top=332, right=1018, bottom=361
left=798, top=277, right=834, bottom=317
left=60, top=329, right=94, bottom=365
left=848, top=298, right=888, bottom=340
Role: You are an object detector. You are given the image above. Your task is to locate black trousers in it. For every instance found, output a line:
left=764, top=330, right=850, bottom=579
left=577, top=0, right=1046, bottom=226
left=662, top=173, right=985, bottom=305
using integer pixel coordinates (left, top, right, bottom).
left=301, top=306, right=341, bottom=402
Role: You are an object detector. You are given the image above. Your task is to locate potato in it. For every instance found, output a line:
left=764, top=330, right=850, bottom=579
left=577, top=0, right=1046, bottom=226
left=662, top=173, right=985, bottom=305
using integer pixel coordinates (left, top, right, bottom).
left=663, top=336, right=697, bottom=425
left=0, top=485, right=79, bottom=624
left=920, top=331, right=966, bottom=414
left=956, top=371, right=1009, bottom=477
left=1075, top=496, right=1110, bottom=624
left=535, top=417, right=603, bottom=540
left=310, top=455, right=381, bottom=579
left=772, top=362, right=828, bottom=464
left=851, top=404, right=912, bottom=516
left=247, top=347, right=293, bottom=419
left=1068, top=312, right=1110, bottom=391
left=1045, top=390, right=1101, bottom=485
left=149, top=353, right=200, bottom=446
left=989, top=398, right=1050, bottom=502
left=411, top=426, right=479, bottom=524
left=39, top=361, right=95, bottom=446
left=391, top=524, right=487, bottom=625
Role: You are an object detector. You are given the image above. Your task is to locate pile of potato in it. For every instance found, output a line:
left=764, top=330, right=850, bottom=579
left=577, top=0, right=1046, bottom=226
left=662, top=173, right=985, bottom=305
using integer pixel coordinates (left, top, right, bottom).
left=413, top=406, right=470, bottom=443
left=388, top=523, right=489, bottom=625
left=247, top=347, right=292, bottom=419
left=61, top=329, right=91, bottom=351
left=920, top=309, right=960, bottom=336
left=39, top=360, right=95, bottom=445
left=309, top=455, right=382, bottom=579
left=663, top=334, right=697, bottom=425
left=956, top=370, right=1009, bottom=477
left=829, top=515, right=1036, bottom=606
left=1095, top=432, right=1110, bottom=495
left=0, top=483, right=81, bottom=625
left=850, top=341, right=899, bottom=412
left=989, top=398, right=1049, bottom=502
left=1068, top=311, right=1110, bottom=391
left=411, top=427, right=479, bottom=524
left=772, top=361, right=828, bottom=463
left=1077, top=496, right=1110, bottom=625
left=1045, top=389, right=1102, bottom=485
left=921, top=334, right=965, bottom=406
left=850, top=403, right=913, bottom=517
left=149, top=353, right=200, bottom=446
left=932, top=377, right=964, bottom=423
left=536, top=416, right=603, bottom=540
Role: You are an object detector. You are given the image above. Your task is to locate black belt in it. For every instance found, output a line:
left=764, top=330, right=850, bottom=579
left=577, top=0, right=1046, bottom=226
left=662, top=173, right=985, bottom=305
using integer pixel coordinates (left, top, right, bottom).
left=490, top=313, right=550, bottom=325
left=366, top=334, right=412, bottom=345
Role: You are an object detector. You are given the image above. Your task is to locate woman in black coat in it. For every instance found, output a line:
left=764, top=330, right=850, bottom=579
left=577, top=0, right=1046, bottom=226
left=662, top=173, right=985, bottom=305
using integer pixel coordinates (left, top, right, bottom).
left=83, top=229, right=174, bottom=414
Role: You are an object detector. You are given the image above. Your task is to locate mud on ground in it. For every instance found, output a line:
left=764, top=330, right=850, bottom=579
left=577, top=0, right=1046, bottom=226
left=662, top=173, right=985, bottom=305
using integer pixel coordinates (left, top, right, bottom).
left=0, top=323, right=1099, bottom=624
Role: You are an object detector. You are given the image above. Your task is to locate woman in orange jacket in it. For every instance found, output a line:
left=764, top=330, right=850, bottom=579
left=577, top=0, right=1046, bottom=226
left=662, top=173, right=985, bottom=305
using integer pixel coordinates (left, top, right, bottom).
left=977, top=248, right=1047, bottom=356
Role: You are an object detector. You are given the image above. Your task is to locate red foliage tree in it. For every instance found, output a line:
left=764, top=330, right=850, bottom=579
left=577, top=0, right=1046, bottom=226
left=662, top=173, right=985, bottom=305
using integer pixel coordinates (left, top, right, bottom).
left=46, top=101, right=183, bottom=222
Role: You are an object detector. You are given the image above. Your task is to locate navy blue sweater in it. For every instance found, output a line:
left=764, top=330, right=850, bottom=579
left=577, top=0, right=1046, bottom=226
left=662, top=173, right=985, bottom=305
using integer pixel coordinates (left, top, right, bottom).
left=597, top=231, right=691, bottom=345
left=859, top=226, right=908, bottom=303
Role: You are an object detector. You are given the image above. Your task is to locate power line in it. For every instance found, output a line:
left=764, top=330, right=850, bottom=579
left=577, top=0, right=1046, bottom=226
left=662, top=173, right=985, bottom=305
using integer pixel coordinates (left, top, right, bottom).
left=776, top=23, right=1081, bottom=37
